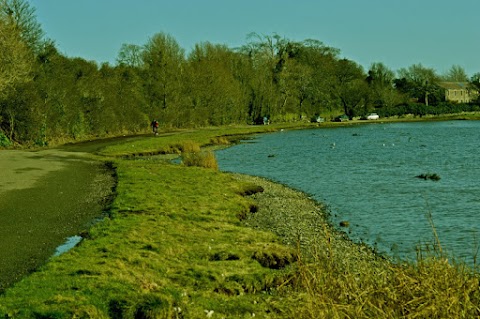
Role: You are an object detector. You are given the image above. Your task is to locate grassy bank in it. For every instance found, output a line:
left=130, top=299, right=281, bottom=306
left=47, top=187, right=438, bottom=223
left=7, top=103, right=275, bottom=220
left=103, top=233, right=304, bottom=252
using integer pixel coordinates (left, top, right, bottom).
left=1, top=124, right=480, bottom=318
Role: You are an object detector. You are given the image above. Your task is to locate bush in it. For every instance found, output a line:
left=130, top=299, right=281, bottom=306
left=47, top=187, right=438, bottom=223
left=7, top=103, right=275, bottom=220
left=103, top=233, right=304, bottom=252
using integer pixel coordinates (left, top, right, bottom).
left=0, top=132, right=11, bottom=147
left=376, top=102, right=480, bottom=118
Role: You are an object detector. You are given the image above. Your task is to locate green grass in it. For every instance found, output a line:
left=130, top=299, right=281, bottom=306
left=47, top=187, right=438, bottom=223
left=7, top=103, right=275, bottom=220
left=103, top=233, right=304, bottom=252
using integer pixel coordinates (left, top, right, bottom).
left=97, top=124, right=312, bottom=157
left=0, top=158, right=297, bottom=318
left=2, top=123, right=480, bottom=318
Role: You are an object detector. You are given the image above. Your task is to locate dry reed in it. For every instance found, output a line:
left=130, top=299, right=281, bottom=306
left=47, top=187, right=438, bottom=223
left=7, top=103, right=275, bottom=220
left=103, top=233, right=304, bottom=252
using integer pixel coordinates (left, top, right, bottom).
left=182, top=151, right=218, bottom=170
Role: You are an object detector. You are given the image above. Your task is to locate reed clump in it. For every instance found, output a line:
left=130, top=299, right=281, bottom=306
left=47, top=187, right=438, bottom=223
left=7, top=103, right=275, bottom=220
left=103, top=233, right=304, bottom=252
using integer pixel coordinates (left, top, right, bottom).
left=288, top=214, right=480, bottom=318
left=294, top=244, right=480, bottom=318
left=210, top=136, right=230, bottom=145
left=181, top=150, right=218, bottom=170
left=176, top=140, right=201, bottom=153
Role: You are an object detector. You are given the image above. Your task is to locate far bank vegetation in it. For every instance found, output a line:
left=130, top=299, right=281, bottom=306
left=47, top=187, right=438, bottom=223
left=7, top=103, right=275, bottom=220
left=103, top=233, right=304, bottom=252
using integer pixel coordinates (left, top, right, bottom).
left=1, top=0, right=480, bottom=147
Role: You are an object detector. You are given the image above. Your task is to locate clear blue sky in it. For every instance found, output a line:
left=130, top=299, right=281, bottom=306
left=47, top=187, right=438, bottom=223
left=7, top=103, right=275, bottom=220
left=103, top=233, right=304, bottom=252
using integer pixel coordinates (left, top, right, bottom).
left=29, top=0, right=479, bottom=77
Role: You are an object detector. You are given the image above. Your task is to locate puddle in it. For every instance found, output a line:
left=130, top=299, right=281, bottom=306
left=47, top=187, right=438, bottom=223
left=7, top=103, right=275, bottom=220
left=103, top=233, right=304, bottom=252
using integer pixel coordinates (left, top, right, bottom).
left=53, top=235, right=83, bottom=257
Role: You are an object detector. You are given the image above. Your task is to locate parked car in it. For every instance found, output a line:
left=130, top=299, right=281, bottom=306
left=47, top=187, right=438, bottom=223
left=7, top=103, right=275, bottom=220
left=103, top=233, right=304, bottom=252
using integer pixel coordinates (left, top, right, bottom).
left=334, top=114, right=349, bottom=122
left=311, top=115, right=325, bottom=123
left=366, top=113, right=379, bottom=120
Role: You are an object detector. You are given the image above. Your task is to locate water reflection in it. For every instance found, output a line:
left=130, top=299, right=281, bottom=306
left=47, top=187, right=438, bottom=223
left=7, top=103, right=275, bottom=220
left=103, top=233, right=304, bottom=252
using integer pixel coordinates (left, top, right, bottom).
left=53, top=235, right=82, bottom=257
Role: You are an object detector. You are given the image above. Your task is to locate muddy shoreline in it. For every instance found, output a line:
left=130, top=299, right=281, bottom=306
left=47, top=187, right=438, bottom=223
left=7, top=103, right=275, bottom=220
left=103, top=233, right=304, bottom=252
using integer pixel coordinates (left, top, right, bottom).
left=0, top=152, right=115, bottom=292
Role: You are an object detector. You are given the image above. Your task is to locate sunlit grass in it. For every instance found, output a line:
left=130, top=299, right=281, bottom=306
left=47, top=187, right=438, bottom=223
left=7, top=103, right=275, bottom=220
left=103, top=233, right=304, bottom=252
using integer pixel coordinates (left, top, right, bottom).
left=2, top=124, right=480, bottom=318
left=98, top=124, right=309, bottom=157
left=0, top=160, right=296, bottom=318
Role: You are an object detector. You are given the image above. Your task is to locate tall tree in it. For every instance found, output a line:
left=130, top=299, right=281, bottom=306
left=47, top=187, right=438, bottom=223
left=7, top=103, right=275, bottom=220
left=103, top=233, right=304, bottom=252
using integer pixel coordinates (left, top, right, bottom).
left=471, top=73, right=480, bottom=90
left=99, top=63, right=147, bottom=133
left=239, top=33, right=280, bottom=122
left=186, top=42, right=245, bottom=126
left=0, top=0, right=44, bottom=53
left=367, top=62, right=395, bottom=87
left=332, top=59, right=367, bottom=117
left=0, top=17, right=32, bottom=98
left=0, top=17, right=33, bottom=141
left=367, top=62, right=404, bottom=108
left=396, top=64, right=441, bottom=106
left=297, top=39, right=340, bottom=116
left=116, top=43, right=143, bottom=68
left=141, top=32, right=185, bottom=125
left=442, top=65, right=469, bottom=82
left=470, top=73, right=480, bottom=104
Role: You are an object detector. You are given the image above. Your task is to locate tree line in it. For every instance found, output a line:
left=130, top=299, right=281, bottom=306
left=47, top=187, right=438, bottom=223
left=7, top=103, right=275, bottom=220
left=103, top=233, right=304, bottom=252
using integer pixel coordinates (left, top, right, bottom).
left=1, top=0, right=479, bottom=146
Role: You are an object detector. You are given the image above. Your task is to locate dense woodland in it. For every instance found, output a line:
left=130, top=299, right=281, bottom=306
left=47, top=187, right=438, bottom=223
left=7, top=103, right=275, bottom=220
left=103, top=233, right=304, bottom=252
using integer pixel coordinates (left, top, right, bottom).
left=1, top=0, right=480, bottom=146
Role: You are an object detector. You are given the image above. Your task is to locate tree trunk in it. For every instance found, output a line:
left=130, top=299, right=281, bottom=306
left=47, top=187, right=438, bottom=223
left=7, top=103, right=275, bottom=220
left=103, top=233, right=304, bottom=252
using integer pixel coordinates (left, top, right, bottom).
left=8, top=112, right=15, bottom=141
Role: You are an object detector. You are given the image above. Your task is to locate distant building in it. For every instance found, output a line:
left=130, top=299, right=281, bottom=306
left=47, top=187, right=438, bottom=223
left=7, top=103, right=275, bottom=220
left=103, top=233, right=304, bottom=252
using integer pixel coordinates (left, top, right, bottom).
left=438, top=82, right=478, bottom=103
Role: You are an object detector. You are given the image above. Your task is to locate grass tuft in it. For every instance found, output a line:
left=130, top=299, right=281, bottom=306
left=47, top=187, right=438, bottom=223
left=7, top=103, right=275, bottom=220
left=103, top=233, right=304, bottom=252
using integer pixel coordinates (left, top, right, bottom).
left=252, top=245, right=297, bottom=269
left=209, top=251, right=241, bottom=261
left=133, top=294, right=172, bottom=319
left=237, top=183, right=264, bottom=196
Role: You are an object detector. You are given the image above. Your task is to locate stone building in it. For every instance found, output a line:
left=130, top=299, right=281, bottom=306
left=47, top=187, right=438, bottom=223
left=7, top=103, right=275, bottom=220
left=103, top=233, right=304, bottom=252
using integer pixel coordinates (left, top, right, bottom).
left=438, top=82, right=478, bottom=103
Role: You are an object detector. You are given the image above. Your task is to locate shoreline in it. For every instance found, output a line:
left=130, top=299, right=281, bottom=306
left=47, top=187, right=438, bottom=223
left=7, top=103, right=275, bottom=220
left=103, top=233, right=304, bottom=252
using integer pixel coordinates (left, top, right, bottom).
left=234, top=173, right=391, bottom=268
left=2, top=122, right=480, bottom=317
left=0, top=155, right=115, bottom=292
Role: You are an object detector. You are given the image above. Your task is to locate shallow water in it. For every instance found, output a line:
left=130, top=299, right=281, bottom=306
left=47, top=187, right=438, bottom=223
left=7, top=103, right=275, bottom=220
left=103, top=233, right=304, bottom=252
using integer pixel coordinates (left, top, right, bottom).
left=54, top=235, right=83, bottom=257
left=216, top=121, right=480, bottom=263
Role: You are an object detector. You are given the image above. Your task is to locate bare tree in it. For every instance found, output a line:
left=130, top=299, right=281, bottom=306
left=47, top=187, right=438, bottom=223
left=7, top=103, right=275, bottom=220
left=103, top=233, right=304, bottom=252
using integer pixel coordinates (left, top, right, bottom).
left=116, top=43, right=143, bottom=67
left=442, top=65, right=469, bottom=82
left=0, top=18, right=32, bottom=98
left=0, top=0, right=44, bottom=52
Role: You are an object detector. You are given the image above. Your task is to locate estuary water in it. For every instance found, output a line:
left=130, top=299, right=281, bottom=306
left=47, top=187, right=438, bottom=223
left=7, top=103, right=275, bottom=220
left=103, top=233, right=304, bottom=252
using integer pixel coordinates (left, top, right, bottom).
left=216, top=121, right=480, bottom=264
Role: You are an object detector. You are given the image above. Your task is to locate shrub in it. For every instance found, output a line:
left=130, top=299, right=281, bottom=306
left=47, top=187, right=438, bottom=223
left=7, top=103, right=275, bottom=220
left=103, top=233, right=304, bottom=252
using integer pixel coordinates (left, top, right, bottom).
left=0, top=132, right=11, bottom=147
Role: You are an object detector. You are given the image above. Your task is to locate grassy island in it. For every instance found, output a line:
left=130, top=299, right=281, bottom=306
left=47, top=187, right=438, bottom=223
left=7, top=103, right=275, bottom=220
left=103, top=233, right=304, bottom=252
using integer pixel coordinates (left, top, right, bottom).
left=1, top=124, right=480, bottom=318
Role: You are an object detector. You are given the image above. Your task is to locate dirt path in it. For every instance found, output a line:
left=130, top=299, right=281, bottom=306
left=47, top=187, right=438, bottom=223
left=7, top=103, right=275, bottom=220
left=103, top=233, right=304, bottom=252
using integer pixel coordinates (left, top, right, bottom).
left=0, top=149, right=115, bottom=292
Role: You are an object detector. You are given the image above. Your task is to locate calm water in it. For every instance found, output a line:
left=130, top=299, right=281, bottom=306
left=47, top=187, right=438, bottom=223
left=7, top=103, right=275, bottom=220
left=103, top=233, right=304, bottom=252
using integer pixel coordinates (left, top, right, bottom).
left=216, top=121, right=480, bottom=263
